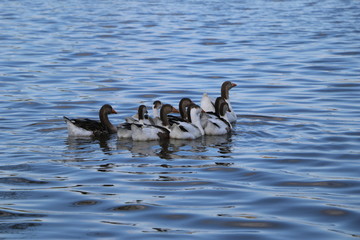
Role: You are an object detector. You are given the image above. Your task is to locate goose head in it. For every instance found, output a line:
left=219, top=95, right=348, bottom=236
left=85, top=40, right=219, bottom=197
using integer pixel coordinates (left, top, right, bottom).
left=214, top=97, right=226, bottom=116
left=137, top=105, right=149, bottom=120
left=152, top=100, right=162, bottom=118
left=100, top=104, right=117, bottom=115
left=218, top=102, right=232, bottom=129
left=179, top=98, right=193, bottom=121
left=99, top=104, right=117, bottom=133
left=221, top=81, right=237, bottom=99
left=160, top=104, right=179, bottom=126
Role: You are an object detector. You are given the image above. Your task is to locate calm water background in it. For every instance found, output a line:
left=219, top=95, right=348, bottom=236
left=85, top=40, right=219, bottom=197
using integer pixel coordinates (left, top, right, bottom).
left=1, top=0, right=360, bottom=239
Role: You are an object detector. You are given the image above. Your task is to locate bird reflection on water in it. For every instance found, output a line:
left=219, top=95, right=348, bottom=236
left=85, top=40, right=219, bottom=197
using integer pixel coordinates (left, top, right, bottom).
left=64, top=133, right=233, bottom=161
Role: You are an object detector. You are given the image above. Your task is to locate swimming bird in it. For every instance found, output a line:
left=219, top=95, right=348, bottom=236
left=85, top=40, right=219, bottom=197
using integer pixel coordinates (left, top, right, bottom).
left=202, top=97, right=232, bottom=135
left=201, top=96, right=224, bottom=128
left=118, top=105, right=153, bottom=139
left=168, top=97, right=194, bottom=124
left=151, top=100, right=164, bottom=126
left=152, top=98, right=193, bottom=126
left=125, top=105, right=154, bottom=125
left=200, top=81, right=237, bottom=122
left=169, top=104, right=205, bottom=139
left=64, top=104, right=117, bottom=137
left=152, top=100, right=162, bottom=119
left=131, top=104, right=178, bottom=141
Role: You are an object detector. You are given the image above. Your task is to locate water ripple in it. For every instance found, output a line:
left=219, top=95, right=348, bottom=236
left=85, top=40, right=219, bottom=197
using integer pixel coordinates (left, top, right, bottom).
left=1, top=0, right=360, bottom=239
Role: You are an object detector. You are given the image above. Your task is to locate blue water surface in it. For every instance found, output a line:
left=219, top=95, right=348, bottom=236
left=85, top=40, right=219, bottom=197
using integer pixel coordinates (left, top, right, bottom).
left=1, top=0, right=360, bottom=239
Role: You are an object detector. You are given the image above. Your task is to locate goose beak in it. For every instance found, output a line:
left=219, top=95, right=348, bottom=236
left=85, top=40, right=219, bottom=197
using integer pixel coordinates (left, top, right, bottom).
left=231, top=83, right=237, bottom=87
left=172, top=107, right=180, bottom=113
left=112, top=109, right=118, bottom=114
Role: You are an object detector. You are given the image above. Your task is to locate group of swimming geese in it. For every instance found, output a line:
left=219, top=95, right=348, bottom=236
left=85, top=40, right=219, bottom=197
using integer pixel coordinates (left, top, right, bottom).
left=64, top=81, right=237, bottom=141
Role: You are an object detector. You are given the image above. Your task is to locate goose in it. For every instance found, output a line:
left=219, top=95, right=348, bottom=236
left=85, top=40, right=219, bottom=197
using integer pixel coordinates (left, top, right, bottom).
left=125, top=105, right=153, bottom=125
left=168, top=97, right=193, bottom=124
left=118, top=105, right=153, bottom=139
left=152, top=100, right=162, bottom=119
left=125, top=104, right=155, bottom=124
left=152, top=100, right=164, bottom=126
left=202, top=99, right=232, bottom=135
left=201, top=96, right=225, bottom=128
left=169, top=104, right=205, bottom=139
left=64, top=104, right=117, bottom=137
left=131, top=104, right=178, bottom=141
left=200, top=81, right=237, bottom=122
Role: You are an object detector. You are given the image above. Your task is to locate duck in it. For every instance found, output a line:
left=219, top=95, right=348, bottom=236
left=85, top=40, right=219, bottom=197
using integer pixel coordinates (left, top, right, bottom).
left=169, top=104, right=205, bottom=139
left=200, top=81, right=237, bottom=122
left=118, top=105, right=153, bottom=139
left=131, top=104, right=178, bottom=141
left=64, top=104, right=117, bottom=137
left=202, top=98, right=232, bottom=135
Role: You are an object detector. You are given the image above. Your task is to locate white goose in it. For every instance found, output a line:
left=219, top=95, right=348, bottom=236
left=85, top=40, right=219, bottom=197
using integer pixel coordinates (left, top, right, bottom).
left=169, top=104, right=205, bottom=140
left=118, top=105, right=153, bottom=139
left=131, top=104, right=178, bottom=141
left=202, top=97, right=232, bottom=135
left=200, top=81, right=237, bottom=123
left=64, top=104, right=117, bottom=137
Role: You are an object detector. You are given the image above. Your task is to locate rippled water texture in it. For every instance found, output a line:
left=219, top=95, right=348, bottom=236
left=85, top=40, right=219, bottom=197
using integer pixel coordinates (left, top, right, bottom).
left=1, top=0, right=360, bottom=239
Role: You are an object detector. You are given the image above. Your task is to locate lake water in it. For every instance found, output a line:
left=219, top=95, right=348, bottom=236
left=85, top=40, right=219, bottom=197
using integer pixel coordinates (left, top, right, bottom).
left=1, top=0, right=360, bottom=239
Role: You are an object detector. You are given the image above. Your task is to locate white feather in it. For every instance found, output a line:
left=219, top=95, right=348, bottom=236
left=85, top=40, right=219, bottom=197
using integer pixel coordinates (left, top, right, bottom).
left=65, top=119, right=93, bottom=137
left=169, top=106, right=204, bottom=139
left=203, top=118, right=230, bottom=135
left=117, top=124, right=132, bottom=139
left=200, top=93, right=215, bottom=112
left=131, top=124, right=165, bottom=141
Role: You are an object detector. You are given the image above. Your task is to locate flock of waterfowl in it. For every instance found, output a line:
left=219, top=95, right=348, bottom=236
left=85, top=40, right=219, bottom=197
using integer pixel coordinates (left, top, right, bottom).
left=64, top=81, right=237, bottom=141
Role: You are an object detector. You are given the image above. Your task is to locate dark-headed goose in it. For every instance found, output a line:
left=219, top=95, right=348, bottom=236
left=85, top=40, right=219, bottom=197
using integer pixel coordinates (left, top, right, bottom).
left=202, top=98, right=232, bottom=135
left=169, top=104, right=204, bottom=139
left=131, top=104, right=178, bottom=141
left=168, top=97, right=193, bottom=124
left=64, top=104, right=117, bottom=137
left=118, top=105, right=153, bottom=139
left=201, top=96, right=225, bottom=128
left=200, top=81, right=237, bottom=123
left=125, top=105, right=153, bottom=125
